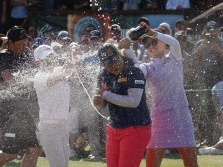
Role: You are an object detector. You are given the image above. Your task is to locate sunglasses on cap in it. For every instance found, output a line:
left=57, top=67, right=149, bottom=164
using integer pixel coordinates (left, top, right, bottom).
left=206, top=27, right=217, bottom=33
left=142, top=37, right=158, bottom=49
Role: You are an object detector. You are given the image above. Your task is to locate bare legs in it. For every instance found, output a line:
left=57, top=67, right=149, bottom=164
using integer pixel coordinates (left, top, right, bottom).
left=0, top=151, right=17, bottom=167
left=0, top=147, right=42, bottom=167
left=20, top=147, right=43, bottom=167
left=146, top=147, right=198, bottom=167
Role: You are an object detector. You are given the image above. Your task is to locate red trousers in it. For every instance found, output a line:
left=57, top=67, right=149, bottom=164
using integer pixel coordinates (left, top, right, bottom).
left=106, top=125, right=151, bottom=167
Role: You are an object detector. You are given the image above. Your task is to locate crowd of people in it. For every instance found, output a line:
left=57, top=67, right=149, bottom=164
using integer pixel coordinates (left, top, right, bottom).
left=1, top=11, right=223, bottom=167
left=1, top=0, right=223, bottom=35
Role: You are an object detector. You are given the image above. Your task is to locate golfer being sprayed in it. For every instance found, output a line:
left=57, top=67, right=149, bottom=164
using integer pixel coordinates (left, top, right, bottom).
left=33, top=45, right=76, bottom=167
left=93, top=43, right=151, bottom=167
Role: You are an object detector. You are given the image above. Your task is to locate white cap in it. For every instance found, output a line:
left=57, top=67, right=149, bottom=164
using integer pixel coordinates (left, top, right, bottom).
left=57, top=30, right=69, bottom=37
left=70, top=42, right=80, bottom=48
left=34, top=45, right=54, bottom=60
left=159, top=22, right=171, bottom=34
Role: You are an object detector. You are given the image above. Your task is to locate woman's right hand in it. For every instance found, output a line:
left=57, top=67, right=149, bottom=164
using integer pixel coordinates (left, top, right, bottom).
left=139, top=22, right=152, bottom=35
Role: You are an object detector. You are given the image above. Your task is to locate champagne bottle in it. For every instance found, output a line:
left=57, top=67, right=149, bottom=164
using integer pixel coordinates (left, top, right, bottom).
left=128, top=26, right=146, bottom=41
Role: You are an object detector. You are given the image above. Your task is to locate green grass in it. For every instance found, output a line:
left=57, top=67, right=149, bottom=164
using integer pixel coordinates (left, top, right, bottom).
left=3, top=155, right=223, bottom=167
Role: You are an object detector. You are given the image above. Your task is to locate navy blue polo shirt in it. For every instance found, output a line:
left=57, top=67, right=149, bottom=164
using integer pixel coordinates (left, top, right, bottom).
left=98, top=57, right=151, bottom=128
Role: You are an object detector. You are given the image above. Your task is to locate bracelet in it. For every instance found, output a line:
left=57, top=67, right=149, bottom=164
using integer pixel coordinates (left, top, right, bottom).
left=153, top=31, right=158, bottom=37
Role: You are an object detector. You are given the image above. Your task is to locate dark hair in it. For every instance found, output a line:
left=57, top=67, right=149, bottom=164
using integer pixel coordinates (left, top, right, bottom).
left=138, top=17, right=150, bottom=26
left=174, top=19, right=187, bottom=30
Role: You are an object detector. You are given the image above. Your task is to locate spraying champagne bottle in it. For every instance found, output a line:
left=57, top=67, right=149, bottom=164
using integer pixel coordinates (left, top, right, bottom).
left=128, top=26, right=147, bottom=41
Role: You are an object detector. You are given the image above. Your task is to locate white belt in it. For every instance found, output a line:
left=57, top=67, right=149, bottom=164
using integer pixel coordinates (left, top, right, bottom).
left=40, top=119, right=68, bottom=125
left=5, top=133, right=16, bottom=138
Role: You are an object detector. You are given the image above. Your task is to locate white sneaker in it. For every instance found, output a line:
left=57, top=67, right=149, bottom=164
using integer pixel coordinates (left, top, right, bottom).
left=198, top=147, right=211, bottom=155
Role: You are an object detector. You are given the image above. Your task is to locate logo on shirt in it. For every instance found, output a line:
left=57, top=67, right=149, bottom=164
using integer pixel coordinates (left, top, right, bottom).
left=117, top=77, right=127, bottom=82
left=162, top=57, right=171, bottom=67
left=135, top=80, right=145, bottom=85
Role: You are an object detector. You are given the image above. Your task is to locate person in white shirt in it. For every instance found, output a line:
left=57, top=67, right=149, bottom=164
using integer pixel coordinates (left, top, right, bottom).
left=120, top=0, right=142, bottom=10
left=166, top=0, right=190, bottom=10
left=33, top=45, right=75, bottom=167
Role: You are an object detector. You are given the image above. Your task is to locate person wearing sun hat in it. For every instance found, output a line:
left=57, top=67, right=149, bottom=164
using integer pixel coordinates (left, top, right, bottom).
left=93, top=43, right=151, bottom=167
left=159, top=22, right=172, bottom=35
left=34, top=44, right=78, bottom=167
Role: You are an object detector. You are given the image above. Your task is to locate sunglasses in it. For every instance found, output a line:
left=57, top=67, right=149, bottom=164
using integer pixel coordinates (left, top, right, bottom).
left=176, top=36, right=187, bottom=42
left=142, top=38, right=158, bottom=49
left=206, top=27, right=217, bottom=33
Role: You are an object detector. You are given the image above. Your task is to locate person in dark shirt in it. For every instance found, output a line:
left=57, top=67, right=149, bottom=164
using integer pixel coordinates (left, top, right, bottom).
left=0, top=0, right=7, bottom=34
left=93, top=43, right=151, bottom=167
left=0, top=26, right=42, bottom=167
left=73, top=0, right=96, bottom=10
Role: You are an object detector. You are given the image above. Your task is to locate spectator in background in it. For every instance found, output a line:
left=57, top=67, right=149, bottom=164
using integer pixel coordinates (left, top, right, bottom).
left=174, top=30, right=199, bottom=142
left=192, top=20, right=223, bottom=146
left=175, top=31, right=195, bottom=87
left=159, top=22, right=171, bottom=36
left=166, top=0, right=190, bottom=10
left=32, top=37, right=44, bottom=50
left=198, top=81, right=223, bottom=155
left=108, top=24, right=122, bottom=43
left=27, top=26, right=37, bottom=39
left=138, top=16, right=150, bottom=28
left=111, top=0, right=122, bottom=10
left=67, top=44, right=90, bottom=159
left=174, top=19, right=188, bottom=33
left=136, top=17, right=151, bottom=62
left=0, top=34, right=7, bottom=50
left=57, top=0, right=74, bottom=10
left=80, top=35, right=90, bottom=45
left=10, top=0, right=29, bottom=28
left=27, top=0, right=44, bottom=12
left=60, top=37, right=73, bottom=52
left=83, top=30, right=106, bottom=161
left=0, top=0, right=7, bottom=34
left=158, top=23, right=172, bottom=53
left=139, top=0, right=166, bottom=10
left=174, top=19, right=194, bottom=54
left=42, top=26, right=56, bottom=45
left=73, top=0, right=97, bottom=10
left=43, top=0, right=54, bottom=11
left=106, top=24, right=139, bottom=64
left=57, top=30, right=69, bottom=43
left=120, top=0, right=142, bottom=10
